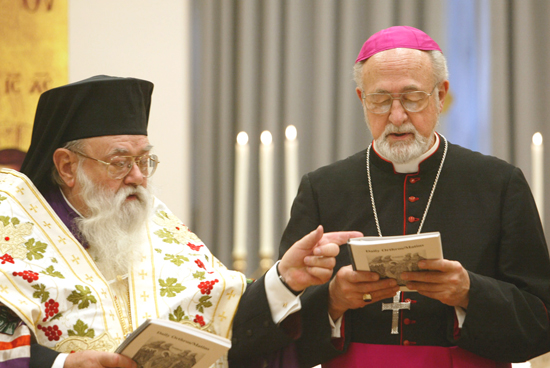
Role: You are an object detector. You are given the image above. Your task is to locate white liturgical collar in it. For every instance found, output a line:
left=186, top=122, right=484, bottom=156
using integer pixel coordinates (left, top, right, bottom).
left=373, top=133, right=440, bottom=174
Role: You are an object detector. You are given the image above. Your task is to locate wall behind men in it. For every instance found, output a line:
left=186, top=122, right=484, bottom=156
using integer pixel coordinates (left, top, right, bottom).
left=68, top=0, right=191, bottom=222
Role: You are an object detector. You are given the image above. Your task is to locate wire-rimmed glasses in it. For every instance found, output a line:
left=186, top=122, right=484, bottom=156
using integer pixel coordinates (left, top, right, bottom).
left=362, top=85, right=438, bottom=114
left=72, top=151, right=160, bottom=179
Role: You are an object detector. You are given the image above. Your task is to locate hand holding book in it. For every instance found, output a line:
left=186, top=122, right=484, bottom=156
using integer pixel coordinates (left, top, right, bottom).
left=347, top=232, right=443, bottom=292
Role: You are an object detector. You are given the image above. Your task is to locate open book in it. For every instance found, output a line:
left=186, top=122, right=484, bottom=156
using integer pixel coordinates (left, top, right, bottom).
left=348, top=232, right=443, bottom=291
left=115, top=319, right=231, bottom=368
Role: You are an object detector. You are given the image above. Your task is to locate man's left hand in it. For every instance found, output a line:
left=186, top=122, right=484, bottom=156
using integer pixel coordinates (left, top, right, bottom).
left=401, top=259, right=470, bottom=309
left=278, top=226, right=363, bottom=293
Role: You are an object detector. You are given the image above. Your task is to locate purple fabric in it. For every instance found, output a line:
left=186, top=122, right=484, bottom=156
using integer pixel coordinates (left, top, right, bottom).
left=0, top=358, right=30, bottom=368
left=355, top=26, right=442, bottom=63
left=323, top=343, right=512, bottom=368
left=238, top=343, right=300, bottom=368
left=43, top=189, right=88, bottom=248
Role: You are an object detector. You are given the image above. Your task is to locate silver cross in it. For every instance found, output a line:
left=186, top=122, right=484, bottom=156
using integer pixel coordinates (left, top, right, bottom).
left=381, top=291, right=411, bottom=334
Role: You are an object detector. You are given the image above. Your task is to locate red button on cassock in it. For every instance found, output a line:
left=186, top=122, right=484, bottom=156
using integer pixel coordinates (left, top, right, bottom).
left=408, top=216, right=419, bottom=223
left=408, top=196, right=419, bottom=202
left=409, top=177, right=421, bottom=184
left=403, top=340, right=410, bottom=345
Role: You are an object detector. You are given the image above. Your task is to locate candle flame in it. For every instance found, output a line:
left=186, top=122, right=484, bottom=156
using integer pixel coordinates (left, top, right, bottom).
left=261, top=131, right=272, bottom=145
left=237, top=131, right=249, bottom=145
left=285, top=125, right=297, bottom=141
left=533, top=132, right=543, bottom=146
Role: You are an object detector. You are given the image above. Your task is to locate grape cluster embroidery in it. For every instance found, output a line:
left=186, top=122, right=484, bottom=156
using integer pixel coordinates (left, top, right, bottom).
left=42, top=299, right=60, bottom=322
left=13, top=270, right=39, bottom=283
left=198, top=279, right=219, bottom=295
left=37, top=324, right=62, bottom=341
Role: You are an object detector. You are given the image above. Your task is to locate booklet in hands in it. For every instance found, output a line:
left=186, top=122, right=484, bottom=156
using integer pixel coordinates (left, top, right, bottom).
left=115, top=318, right=231, bottom=368
left=348, top=232, right=443, bottom=291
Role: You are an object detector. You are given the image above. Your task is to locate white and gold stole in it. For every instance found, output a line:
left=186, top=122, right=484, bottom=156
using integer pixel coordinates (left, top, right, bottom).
left=0, top=169, right=245, bottom=354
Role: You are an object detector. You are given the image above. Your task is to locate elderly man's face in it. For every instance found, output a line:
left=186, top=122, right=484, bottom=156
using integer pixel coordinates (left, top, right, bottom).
left=357, top=48, right=448, bottom=153
left=76, top=135, right=151, bottom=195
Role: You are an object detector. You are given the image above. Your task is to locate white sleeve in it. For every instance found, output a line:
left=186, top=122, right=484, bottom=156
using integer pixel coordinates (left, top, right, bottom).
left=455, top=306, right=466, bottom=327
left=329, top=314, right=344, bottom=338
left=52, top=353, right=68, bottom=368
left=264, top=262, right=303, bottom=324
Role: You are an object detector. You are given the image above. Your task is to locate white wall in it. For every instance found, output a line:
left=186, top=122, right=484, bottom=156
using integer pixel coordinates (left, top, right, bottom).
left=68, top=0, right=191, bottom=222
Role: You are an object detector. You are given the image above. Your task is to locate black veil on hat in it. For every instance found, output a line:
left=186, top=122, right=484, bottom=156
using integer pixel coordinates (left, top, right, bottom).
left=21, top=75, right=154, bottom=194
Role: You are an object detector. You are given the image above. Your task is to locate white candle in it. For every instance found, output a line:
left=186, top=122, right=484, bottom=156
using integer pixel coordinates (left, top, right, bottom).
left=233, top=132, right=249, bottom=266
left=259, top=130, right=274, bottom=262
left=532, top=132, right=544, bottom=225
left=285, top=125, right=299, bottom=219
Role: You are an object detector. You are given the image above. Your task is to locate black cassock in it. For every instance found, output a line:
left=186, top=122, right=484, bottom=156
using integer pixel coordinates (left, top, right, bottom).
left=278, top=134, right=550, bottom=367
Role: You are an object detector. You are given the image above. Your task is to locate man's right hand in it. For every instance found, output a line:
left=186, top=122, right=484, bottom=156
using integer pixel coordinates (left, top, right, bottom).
left=328, top=265, right=400, bottom=321
left=64, top=350, right=136, bottom=368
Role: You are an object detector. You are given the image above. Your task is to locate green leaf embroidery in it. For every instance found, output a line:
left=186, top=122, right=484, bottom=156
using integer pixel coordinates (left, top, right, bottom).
left=0, top=216, right=19, bottom=226
left=0, top=195, right=6, bottom=203
left=157, top=211, right=170, bottom=220
left=154, top=248, right=162, bottom=254
left=168, top=306, right=187, bottom=322
left=40, top=265, right=65, bottom=279
left=154, top=229, right=180, bottom=244
left=196, top=295, right=212, bottom=313
left=51, top=258, right=58, bottom=263
left=25, top=238, right=47, bottom=261
left=192, top=271, right=206, bottom=280
left=164, top=254, right=189, bottom=266
left=50, top=312, right=63, bottom=321
left=67, top=319, right=95, bottom=338
left=67, top=285, right=97, bottom=309
left=159, top=278, right=186, bottom=297
left=31, top=284, right=50, bottom=303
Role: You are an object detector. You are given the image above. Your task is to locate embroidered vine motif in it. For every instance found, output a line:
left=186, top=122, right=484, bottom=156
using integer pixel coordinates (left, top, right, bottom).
left=0, top=217, right=34, bottom=260
left=31, top=284, right=63, bottom=322
left=24, top=238, right=47, bottom=261
left=55, top=332, right=118, bottom=353
left=40, top=265, right=65, bottom=279
left=67, top=319, right=95, bottom=338
left=168, top=309, right=207, bottom=328
left=153, top=211, right=201, bottom=244
left=168, top=305, right=188, bottom=322
left=0, top=254, right=14, bottom=264
left=193, top=271, right=206, bottom=280
left=164, top=254, right=189, bottom=266
left=67, top=285, right=98, bottom=309
left=152, top=209, right=224, bottom=331
left=158, top=278, right=186, bottom=297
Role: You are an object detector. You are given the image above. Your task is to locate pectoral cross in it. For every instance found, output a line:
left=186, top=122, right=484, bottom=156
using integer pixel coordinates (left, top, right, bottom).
left=381, top=291, right=410, bottom=334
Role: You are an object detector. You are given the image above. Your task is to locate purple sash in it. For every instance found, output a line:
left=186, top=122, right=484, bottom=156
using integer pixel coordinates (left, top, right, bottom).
left=323, top=343, right=512, bottom=368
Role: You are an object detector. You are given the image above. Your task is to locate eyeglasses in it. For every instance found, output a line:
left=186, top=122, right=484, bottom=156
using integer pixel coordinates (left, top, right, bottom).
left=72, top=151, right=160, bottom=179
left=362, top=85, right=438, bottom=114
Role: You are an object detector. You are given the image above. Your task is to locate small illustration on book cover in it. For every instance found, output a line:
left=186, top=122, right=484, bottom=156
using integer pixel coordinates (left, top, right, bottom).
left=367, top=251, right=427, bottom=286
left=132, top=337, right=203, bottom=368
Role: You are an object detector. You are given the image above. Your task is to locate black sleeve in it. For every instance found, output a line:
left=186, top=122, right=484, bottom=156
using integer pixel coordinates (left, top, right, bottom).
left=279, top=174, right=348, bottom=367
left=228, top=275, right=297, bottom=366
left=454, top=168, right=550, bottom=362
left=30, top=343, right=60, bottom=368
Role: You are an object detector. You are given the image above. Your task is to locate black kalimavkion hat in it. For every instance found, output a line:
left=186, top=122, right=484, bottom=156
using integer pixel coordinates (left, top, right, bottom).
left=21, top=75, right=154, bottom=193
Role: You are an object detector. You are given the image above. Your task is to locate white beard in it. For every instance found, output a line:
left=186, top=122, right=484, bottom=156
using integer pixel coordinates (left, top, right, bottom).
left=74, top=170, right=153, bottom=281
left=374, top=122, right=435, bottom=164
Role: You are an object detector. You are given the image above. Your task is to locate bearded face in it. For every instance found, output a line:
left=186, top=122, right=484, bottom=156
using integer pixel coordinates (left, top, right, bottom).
left=373, top=121, right=436, bottom=164
left=74, top=167, right=153, bottom=281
